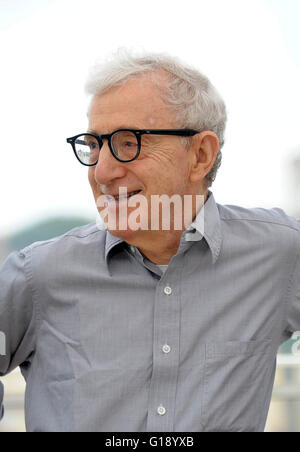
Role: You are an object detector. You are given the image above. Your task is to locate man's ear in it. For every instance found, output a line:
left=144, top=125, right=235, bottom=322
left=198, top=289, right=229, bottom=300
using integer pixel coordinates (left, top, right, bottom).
left=189, top=131, right=219, bottom=184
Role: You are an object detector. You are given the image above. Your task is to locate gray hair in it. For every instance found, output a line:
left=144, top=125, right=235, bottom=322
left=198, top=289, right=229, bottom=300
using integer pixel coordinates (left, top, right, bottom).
left=85, top=49, right=227, bottom=187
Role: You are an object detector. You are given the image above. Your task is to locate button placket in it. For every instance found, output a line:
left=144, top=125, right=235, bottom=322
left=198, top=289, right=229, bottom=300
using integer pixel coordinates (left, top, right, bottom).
left=147, top=277, right=180, bottom=432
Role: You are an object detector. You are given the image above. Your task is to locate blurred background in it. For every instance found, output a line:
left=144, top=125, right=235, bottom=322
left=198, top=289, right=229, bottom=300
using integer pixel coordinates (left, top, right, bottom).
left=0, top=0, right=299, bottom=432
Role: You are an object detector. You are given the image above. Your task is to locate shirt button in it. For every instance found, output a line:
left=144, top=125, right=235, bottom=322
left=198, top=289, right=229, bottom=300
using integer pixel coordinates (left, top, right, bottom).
left=162, top=344, right=171, bottom=354
left=164, top=286, right=172, bottom=295
left=157, top=405, right=166, bottom=416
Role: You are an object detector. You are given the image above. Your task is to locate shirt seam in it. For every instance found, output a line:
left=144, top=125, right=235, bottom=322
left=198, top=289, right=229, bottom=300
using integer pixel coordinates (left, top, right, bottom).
left=21, top=247, right=42, bottom=356
left=22, top=227, right=102, bottom=253
left=281, top=236, right=300, bottom=336
left=219, top=216, right=300, bottom=232
left=62, top=228, right=101, bottom=240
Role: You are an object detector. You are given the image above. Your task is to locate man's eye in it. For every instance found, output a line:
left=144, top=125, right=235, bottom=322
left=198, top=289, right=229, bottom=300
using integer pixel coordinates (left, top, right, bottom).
left=124, top=141, right=136, bottom=147
left=87, top=142, right=98, bottom=150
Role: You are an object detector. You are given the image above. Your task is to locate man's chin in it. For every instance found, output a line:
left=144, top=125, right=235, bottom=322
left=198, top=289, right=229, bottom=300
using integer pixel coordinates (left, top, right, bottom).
left=105, top=225, right=144, bottom=241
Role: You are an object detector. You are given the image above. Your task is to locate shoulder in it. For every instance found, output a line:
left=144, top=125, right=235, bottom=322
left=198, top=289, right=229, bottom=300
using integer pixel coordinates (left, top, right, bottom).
left=19, top=223, right=107, bottom=267
left=217, top=202, right=300, bottom=254
left=217, top=202, right=300, bottom=232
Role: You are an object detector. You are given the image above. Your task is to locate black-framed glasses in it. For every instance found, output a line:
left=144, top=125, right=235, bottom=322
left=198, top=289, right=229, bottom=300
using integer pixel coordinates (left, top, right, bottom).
left=66, top=129, right=199, bottom=166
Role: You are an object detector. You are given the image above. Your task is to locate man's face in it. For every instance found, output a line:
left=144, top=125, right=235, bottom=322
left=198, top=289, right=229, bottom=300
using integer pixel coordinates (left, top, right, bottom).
left=88, top=73, right=196, bottom=242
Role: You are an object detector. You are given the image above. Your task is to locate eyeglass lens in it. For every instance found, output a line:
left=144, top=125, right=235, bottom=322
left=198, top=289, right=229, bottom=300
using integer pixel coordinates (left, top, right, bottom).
left=74, top=131, right=139, bottom=165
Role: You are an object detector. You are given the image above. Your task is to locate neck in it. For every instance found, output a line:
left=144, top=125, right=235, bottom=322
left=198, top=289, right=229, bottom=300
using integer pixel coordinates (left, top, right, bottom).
left=129, top=190, right=208, bottom=265
left=137, top=230, right=184, bottom=265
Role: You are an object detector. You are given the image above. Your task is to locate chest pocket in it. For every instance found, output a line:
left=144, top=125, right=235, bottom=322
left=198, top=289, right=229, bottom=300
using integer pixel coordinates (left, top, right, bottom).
left=201, top=339, right=271, bottom=432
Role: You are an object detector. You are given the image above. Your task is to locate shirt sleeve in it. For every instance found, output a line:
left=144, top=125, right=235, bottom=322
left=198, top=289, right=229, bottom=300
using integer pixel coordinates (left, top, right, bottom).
left=0, top=381, right=4, bottom=420
left=285, top=232, right=300, bottom=336
left=0, top=249, right=37, bottom=420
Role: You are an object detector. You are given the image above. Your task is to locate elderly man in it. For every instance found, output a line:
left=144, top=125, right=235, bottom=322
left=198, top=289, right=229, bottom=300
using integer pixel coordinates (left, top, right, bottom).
left=0, top=51, right=300, bottom=433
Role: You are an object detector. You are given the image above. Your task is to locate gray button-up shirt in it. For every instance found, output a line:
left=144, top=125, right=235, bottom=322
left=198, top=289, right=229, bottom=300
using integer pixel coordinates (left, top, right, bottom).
left=1, top=190, right=300, bottom=432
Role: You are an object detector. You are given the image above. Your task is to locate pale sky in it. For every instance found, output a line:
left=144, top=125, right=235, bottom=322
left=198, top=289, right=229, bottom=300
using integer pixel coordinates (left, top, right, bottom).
left=0, top=0, right=299, bottom=236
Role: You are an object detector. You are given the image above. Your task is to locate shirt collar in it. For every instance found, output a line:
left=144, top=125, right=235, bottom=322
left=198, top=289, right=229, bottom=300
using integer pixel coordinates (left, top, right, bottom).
left=186, top=190, right=222, bottom=264
left=105, top=190, right=222, bottom=265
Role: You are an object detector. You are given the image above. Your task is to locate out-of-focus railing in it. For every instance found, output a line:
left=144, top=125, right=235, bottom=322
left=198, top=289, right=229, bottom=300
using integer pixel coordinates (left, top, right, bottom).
left=0, top=369, right=26, bottom=432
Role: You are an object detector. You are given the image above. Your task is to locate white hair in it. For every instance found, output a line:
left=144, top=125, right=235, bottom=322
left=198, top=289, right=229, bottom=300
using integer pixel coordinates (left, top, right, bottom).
left=85, top=49, right=227, bottom=187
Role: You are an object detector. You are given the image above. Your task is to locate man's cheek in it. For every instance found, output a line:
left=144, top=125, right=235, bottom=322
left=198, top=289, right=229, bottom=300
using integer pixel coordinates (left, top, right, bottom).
left=88, top=169, right=96, bottom=188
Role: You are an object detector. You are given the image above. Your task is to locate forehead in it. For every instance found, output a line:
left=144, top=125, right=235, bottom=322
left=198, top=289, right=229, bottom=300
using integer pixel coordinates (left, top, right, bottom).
left=88, top=73, right=176, bottom=131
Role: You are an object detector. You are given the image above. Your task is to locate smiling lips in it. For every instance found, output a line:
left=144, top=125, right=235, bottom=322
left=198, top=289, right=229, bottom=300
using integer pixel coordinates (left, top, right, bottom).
left=105, top=190, right=142, bottom=201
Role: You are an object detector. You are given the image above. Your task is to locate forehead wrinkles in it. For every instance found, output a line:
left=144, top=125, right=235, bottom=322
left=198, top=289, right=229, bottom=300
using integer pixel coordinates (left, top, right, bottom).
left=89, top=74, right=178, bottom=129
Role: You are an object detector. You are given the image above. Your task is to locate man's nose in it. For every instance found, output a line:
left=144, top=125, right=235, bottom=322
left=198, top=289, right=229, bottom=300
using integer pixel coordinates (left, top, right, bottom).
left=93, top=142, right=127, bottom=185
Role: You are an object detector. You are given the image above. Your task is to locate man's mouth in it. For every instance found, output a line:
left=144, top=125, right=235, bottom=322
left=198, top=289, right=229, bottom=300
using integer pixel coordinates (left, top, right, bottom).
left=106, top=190, right=142, bottom=201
